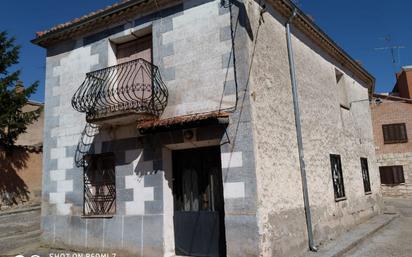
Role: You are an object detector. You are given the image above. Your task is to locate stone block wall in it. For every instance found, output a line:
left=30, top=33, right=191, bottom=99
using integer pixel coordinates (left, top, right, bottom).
left=41, top=0, right=260, bottom=256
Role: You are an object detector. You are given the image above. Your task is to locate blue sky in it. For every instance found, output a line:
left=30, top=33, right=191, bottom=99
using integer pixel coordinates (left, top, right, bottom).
left=1, top=0, right=411, bottom=102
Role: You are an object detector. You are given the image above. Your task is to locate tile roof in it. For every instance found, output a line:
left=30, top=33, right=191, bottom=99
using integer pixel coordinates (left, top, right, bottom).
left=137, top=112, right=230, bottom=131
left=35, top=0, right=132, bottom=38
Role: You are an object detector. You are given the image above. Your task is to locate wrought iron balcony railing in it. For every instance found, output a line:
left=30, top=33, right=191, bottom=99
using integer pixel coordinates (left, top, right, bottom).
left=71, top=58, right=168, bottom=124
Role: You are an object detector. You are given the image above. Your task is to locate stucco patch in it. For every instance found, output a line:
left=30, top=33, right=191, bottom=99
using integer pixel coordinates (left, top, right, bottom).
left=50, top=170, right=66, bottom=181
left=224, top=182, right=245, bottom=199
left=125, top=175, right=155, bottom=215
left=221, top=152, right=243, bottom=168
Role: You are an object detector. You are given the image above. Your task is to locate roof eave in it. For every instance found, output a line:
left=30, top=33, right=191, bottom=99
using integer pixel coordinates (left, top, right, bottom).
left=31, top=0, right=150, bottom=48
left=267, top=0, right=375, bottom=92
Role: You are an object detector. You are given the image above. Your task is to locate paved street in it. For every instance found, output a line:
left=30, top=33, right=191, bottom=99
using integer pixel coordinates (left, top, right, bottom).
left=3, top=198, right=412, bottom=257
left=343, top=198, right=412, bottom=257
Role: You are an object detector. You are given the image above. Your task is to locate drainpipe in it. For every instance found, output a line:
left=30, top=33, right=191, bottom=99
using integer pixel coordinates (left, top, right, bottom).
left=285, top=8, right=318, bottom=252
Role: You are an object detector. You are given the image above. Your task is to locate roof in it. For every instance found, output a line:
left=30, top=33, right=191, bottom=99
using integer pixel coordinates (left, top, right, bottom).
left=28, top=100, right=44, bottom=106
left=31, top=0, right=178, bottom=47
left=34, top=0, right=133, bottom=38
left=267, top=0, right=375, bottom=90
left=374, top=93, right=412, bottom=104
left=31, top=0, right=374, bottom=89
left=137, top=112, right=229, bottom=132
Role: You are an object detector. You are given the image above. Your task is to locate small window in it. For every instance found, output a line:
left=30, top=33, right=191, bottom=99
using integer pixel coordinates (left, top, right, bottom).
left=84, top=153, right=116, bottom=216
left=330, top=154, right=346, bottom=200
left=382, top=123, right=408, bottom=144
left=335, top=69, right=349, bottom=109
left=360, top=158, right=372, bottom=193
left=379, top=166, right=405, bottom=185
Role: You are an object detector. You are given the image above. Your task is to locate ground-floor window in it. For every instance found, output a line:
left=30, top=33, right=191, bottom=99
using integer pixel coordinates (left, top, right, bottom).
left=361, top=158, right=372, bottom=193
left=330, top=154, right=346, bottom=201
left=84, top=153, right=116, bottom=216
left=379, top=165, right=405, bottom=186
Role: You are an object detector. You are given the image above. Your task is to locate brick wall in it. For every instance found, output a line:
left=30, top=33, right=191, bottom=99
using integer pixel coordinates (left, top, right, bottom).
left=371, top=98, right=412, bottom=197
left=371, top=99, right=412, bottom=155
left=0, top=148, right=42, bottom=209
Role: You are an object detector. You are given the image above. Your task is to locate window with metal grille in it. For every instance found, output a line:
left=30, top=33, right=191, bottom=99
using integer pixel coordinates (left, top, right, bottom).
left=382, top=123, right=408, bottom=144
left=84, top=153, right=116, bottom=216
left=330, top=154, right=346, bottom=200
left=360, top=158, right=372, bottom=193
left=379, top=166, right=405, bottom=185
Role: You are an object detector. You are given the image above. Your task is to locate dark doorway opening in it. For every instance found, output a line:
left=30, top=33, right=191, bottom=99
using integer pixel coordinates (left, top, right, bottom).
left=172, top=146, right=227, bottom=257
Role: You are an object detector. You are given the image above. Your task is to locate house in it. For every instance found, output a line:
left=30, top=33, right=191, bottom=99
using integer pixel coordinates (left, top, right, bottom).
left=0, top=97, right=44, bottom=209
left=371, top=66, right=412, bottom=198
left=32, top=0, right=382, bottom=256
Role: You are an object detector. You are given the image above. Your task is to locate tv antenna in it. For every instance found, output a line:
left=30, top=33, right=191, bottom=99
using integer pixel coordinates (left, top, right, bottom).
left=374, top=35, right=405, bottom=68
left=292, top=0, right=301, bottom=7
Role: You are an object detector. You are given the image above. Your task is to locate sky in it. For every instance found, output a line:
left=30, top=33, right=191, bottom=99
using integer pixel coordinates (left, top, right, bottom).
left=1, top=0, right=411, bottom=102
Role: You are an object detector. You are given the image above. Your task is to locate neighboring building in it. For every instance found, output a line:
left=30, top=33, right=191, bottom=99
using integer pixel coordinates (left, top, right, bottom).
left=0, top=99, right=44, bottom=209
left=371, top=66, right=412, bottom=198
left=32, top=0, right=381, bottom=256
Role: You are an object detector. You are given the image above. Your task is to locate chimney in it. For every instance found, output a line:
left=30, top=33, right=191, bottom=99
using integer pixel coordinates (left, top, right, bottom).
left=393, top=67, right=412, bottom=99
left=15, top=81, right=24, bottom=94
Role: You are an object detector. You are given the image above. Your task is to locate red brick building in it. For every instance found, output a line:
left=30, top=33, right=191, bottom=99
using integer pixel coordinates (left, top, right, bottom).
left=371, top=67, right=412, bottom=198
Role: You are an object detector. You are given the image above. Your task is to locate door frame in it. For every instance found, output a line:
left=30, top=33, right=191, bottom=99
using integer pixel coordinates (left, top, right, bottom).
left=171, top=145, right=227, bottom=257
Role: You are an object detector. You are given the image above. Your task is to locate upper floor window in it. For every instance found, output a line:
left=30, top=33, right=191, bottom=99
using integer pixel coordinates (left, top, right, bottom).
left=84, top=153, right=116, bottom=216
left=330, top=154, right=346, bottom=201
left=382, top=123, right=408, bottom=144
left=379, top=166, right=405, bottom=186
left=335, top=69, right=349, bottom=109
left=360, top=158, right=372, bottom=194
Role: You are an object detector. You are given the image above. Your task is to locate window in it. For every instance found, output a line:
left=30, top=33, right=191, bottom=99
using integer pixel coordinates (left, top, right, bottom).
left=379, top=166, right=405, bottom=185
left=335, top=69, right=349, bottom=109
left=382, top=123, right=408, bottom=144
left=330, top=154, right=346, bottom=200
left=360, top=158, right=372, bottom=193
left=84, top=153, right=116, bottom=216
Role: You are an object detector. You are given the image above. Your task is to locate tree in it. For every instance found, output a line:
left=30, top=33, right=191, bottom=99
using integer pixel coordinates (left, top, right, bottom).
left=0, top=31, right=41, bottom=151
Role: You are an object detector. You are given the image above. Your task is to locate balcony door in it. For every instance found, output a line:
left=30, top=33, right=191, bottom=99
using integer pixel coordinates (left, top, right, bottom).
left=115, top=35, right=153, bottom=113
left=116, top=34, right=152, bottom=64
left=172, top=146, right=227, bottom=257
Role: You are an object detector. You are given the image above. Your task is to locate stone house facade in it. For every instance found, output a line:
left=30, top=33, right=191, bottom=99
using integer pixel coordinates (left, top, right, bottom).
left=371, top=67, right=412, bottom=198
left=33, top=0, right=382, bottom=256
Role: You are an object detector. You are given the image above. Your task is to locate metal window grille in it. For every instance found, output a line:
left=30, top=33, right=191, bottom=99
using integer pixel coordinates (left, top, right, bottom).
left=84, top=153, right=116, bottom=216
left=379, top=166, right=405, bottom=185
left=382, top=123, right=408, bottom=144
left=330, top=154, right=346, bottom=200
left=360, top=158, right=372, bottom=193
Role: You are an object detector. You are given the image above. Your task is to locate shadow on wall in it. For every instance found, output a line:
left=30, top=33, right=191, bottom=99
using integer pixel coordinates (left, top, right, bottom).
left=75, top=123, right=99, bottom=168
left=0, top=148, right=30, bottom=208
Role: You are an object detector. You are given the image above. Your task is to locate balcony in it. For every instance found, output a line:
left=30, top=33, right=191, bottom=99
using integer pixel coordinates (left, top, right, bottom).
left=71, top=58, right=168, bottom=125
